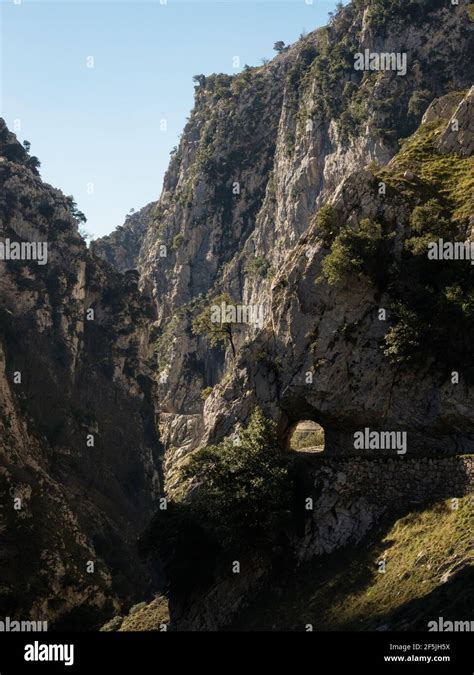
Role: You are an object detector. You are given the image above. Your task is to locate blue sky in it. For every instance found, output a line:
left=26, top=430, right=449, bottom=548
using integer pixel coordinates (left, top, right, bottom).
left=1, top=0, right=344, bottom=238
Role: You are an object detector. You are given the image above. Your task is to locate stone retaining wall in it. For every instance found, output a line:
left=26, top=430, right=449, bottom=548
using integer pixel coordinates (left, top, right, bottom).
left=295, top=455, right=473, bottom=560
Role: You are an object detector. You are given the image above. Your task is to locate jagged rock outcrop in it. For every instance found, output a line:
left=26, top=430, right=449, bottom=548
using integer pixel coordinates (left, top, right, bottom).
left=92, top=202, right=157, bottom=272
left=0, top=120, right=162, bottom=626
left=435, top=87, right=474, bottom=156
left=3, top=0, right=472, bottom=633
left=133, top=0, right=473, bottom=469
left=128, top=1, right=473, bottom=629
left=199, top=86, right=474, bottom=458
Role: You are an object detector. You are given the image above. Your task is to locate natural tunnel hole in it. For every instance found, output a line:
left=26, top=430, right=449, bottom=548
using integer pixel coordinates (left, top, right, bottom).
left=287, top=420, right=325, bottom=454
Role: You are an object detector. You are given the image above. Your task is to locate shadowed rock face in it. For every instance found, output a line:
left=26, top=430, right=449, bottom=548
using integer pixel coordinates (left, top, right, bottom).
left=0, top=119, right=162, bottom=625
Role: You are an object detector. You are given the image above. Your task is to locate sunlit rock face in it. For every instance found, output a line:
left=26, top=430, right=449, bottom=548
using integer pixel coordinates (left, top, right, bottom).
left=199, top=88, right=474, bottom=460
left=123, top=1, right=474, bottom=471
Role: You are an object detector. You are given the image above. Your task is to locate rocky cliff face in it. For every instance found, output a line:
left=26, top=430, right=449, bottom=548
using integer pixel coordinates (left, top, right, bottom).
left=129, top=0, right=474, bottom=472
left=0, top=121, right=162, bottom=626
left=199, top=86, right=474, bottom=460
left=2, top=0, right=473, bottom=632
left=123, top=0, right=473, bottom=629
left=92, top=202, right=157, bottom=272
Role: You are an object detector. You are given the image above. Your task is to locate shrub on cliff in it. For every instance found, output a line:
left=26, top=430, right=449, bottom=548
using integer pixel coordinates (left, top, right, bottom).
left=138, top=409, right=292, bottom=589
left=404, top=199, right=453, bottom=256
left=354, top=0, right=444, bottom=31
left=245, top=256, right=273, bottom=278
left=314, top=204, right=341, bottom=248
left=182, top=408, right=292, bottom=551
left=383, top=303, right=424, bottom=363
left=192, top=292, right=237, bottom=357
left=321, top=218, right=393, bottom=286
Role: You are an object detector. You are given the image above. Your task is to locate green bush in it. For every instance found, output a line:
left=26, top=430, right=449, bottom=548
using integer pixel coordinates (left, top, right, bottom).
left=383, top=304, right=424, bottom=363
left=408, top=89, right=432, bottom=119
left=384, top=194, right=473, bottom=368
left=200, top=386, right=213, bottom=400
left=404, top=199, right=454, bottom=255
left=192, top=292, right=237, bottom=357
left=245, top=256, right=272, bottom=278
left=321, top=218, right=392, bottom=285
left=141, top=408, right=291, bottom=554
left=313, top=204, right=340, bottom=248
left=138, top=409, right=292, bottom=593
left=182, top=408, right=291, bottom=551
left=129, top=602, right=147, bottom=616
left=171, top=233, right=184, bottom=250
left=354, top=0, right=441, bottom=31
left=100, top=616, right=123, bottom=632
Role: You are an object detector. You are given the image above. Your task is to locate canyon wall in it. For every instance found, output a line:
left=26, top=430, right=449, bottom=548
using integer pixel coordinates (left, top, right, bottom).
left=0, top=121, right=162, bottom=625
left=103, top=0, right=474, bottom=474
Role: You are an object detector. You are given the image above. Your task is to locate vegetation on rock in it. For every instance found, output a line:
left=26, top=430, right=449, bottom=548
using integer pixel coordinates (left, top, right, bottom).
left=321, top=94, right=474, bottom=373
left=192, top=292, right=237, bottom=357
left=231, top=496, right=473, bottom=630
left=139, top=409, right=292, bottom=591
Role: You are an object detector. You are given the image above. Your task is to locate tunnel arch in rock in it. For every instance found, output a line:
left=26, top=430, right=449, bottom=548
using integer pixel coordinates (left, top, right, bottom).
left=287, top=420, right=325, bottom=453
left=277, top=395, right=329, bottom=454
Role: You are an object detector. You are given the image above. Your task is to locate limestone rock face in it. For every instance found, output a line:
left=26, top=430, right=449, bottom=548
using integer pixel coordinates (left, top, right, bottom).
left=92, top=202, right=157, bottom=272
left=133, top=1, right=473, bottom=466
left=2, top=0, right=473, bottom=630
left=199, top=87, right=474, bottom=458
left=435, top=85, right=474, bottom=157
left=0, top=120, right=162, bottom=625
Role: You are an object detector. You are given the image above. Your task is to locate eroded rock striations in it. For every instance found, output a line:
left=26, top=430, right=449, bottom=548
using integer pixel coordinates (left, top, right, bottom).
left=1, top=0, right=473, bottom=632
left=0, top=120, right=162, bottom=626
left=126, top=0, right=474, bottom=470
left=92, top=202, right=157, bottom=273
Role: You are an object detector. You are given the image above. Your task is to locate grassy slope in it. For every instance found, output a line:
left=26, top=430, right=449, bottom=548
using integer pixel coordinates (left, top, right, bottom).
left=379, top=90, right=474, bottom=224
left=291, top=428, right=325, bottom=451
left=99, top=498, right=472, bottom=631
left=100, top=595, right=169, bottom=632
left=230, top=497, right=473, bottom=631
